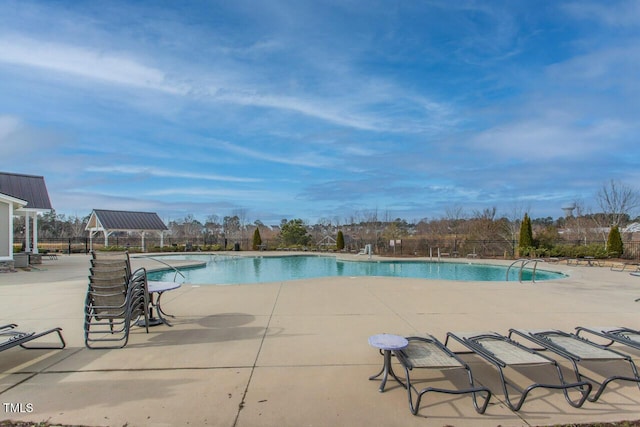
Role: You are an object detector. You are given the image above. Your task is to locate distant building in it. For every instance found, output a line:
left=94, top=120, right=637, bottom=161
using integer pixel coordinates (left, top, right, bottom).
left=623, top=222, right=640, bottom=241
left=623, top=222, right=640, bottom=233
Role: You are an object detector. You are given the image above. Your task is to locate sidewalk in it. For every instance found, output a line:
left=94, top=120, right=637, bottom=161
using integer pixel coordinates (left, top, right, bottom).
left=1, top=254, right=640, bottom=426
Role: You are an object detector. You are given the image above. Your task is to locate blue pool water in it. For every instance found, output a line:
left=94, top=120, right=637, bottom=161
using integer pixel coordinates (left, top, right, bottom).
left=146, top=255, right=566, bottom=285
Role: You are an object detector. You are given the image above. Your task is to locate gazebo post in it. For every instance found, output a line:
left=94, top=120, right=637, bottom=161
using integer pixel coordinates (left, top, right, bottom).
left=32, top=213, right=39, bottom=253
left=24, top=214, right=31, bottom=253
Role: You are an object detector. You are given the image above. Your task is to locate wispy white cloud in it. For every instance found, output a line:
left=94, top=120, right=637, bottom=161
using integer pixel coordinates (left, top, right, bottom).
left=0, top=35, right=448, bottom=134
left=470, top=117, right=629, bottom=160
left=0, top=26, right=455, bottom=134
left=215, top=91, right=382, bottom=131
left=0, top=35, right=188, bottom=94
left=546, top=43, right=640, bottom=94
left=0, top=115, right=21, bottom=140
left=53, top=189, right=253, bottom=220
left=146, top=186, right=288, bottom=202
left=85, top=166, right=261, bottom=183
left=2, top=1, right=639, bottom=222
left=0, top=114, right=66, bottom=161
left=562, top=1, right=640, bottom=27
left=339, top=144, right=379, bottom=157
left=214, top=140, right=336, bottom=168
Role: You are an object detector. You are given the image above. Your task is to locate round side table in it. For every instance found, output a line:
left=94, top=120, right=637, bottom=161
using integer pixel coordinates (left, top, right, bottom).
left=368, top=333, right=408, bottom=392
left=147, top=281, right=181, bottom=326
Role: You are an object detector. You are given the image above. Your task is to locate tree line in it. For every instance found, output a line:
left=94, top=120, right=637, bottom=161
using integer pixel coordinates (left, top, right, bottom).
left=14, top=180, right=640, bottom=258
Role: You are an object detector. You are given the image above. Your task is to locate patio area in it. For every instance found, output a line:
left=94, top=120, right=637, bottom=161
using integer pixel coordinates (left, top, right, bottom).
left=1, top=253, right=640, bottom=426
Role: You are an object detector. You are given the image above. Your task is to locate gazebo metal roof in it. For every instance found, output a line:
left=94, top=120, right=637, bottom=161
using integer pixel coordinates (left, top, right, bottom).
left=87, top=209, right=168, bottom=232
left=86, top=209, right=168, bottom=251
left=0, top=172, right=52, bottom=211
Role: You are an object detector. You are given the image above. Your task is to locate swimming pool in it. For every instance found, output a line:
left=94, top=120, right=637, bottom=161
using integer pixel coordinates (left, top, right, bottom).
left=146, top=255, right=566, bottom=285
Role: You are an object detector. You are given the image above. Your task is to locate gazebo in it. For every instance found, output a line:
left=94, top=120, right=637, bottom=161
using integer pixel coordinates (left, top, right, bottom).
left=85, top=209, right=168, bottom=251
left=0, top=172, right=52, bottom=265
left=317, top=235, right=336, bottom=250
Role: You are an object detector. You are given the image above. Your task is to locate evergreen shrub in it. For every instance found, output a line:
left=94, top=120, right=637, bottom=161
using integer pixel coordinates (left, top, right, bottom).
left=606, top=225, right=623, bottom=257
left=336, top=230, right=345, bottom=251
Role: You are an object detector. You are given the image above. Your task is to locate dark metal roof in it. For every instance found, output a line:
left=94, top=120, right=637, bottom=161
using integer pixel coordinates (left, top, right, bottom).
left=0, top=172, right=52, bottom=210
left=93, top=209, right=168, bottom=231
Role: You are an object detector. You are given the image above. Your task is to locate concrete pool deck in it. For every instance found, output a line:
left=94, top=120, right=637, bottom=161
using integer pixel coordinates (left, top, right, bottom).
left=1, top=253, right=639, bottom=426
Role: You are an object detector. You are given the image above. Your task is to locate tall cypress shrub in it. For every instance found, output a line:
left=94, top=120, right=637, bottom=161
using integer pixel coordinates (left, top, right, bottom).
left=606, top=225, right=623, bottom=257
left=252, top=227, right=262, bottom=250
left=336, top=230, right=345, bottom=251
left=518, top=213, right=533, bottom=253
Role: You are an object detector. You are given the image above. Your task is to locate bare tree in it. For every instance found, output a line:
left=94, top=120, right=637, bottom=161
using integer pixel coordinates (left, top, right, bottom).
left=382, top=218, right=409, bottom=254
left=595, top=180, right=640, bottom=226
left=233, top=208, right=248, bottom=243
left=168, top=215, right=204, bottom=244
left=223, top=215, right=241, bottom=247
left=466, top=207, right=498, bottom=255
left=445, top=205, right=466, bottom=222
left=183, top=214, right=204, bottom=240
left=69, top=215, right=88, bottom=238
left=362, top=208, right=382, bottom=245
left=562, top=199, right=591, bottom=245
left=205, top=214, right=220, bottom=228
left=593, top=180, right=640, bottom=242
left=445, top=205, right=467, bottom=235
left=500, top=203, right=530, bottom=254
left=204, top=214, right=222, bottom=244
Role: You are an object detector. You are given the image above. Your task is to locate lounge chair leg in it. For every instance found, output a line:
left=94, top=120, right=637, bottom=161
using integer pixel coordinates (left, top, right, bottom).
left=397, top=335, right=492, bottom=416
left=446, top=331, right=592, bottom=412
left=18, top=328, right=66, bottom=350
left=402, top=363, right=491, bottom=415
left=1, top=326, right=66, bottom=351
left=511, top=328, right=640, bottom=404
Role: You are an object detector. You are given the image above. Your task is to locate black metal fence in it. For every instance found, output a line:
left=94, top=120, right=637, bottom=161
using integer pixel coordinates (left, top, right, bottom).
left=13, top=236, right=245, bottom=254
left=13, top=237, right=91, bottom=254
left=15, top=236, right=640, bottom=260
left=375, top=238, right=640, bottom=260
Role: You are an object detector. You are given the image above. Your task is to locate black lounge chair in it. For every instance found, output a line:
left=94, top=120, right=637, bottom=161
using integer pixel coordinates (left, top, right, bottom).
left=84, top=257, right=149, bottom=349
left=1, top=324, right=65, bottom=351
left=510, top=328, right=640, bottom=402
left=445, top=331, right=591, bottom=411
left=576, top=326, right=640, bottom=351
left=395, top=335, right=492, bottom=416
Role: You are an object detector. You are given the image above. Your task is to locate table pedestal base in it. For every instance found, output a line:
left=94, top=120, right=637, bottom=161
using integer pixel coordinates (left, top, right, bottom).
left=368, top=334, right=409, bottom=392
left=136, top=282, right=181, bottom=328
left=369, top=349, right=405, bottom=392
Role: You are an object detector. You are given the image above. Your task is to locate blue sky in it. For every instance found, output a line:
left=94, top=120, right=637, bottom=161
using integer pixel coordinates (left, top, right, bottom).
left=1, top=1, right=639, bottom=225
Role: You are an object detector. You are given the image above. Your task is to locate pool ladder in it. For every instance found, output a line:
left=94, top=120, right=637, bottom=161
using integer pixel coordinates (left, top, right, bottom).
left=506, top=258, right=544, bottom=283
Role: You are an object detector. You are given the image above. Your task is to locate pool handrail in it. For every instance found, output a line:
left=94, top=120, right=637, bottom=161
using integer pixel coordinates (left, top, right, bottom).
left=506, top=259, right=545, bottom=283
left=135, top=256, right=186, bottom=282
